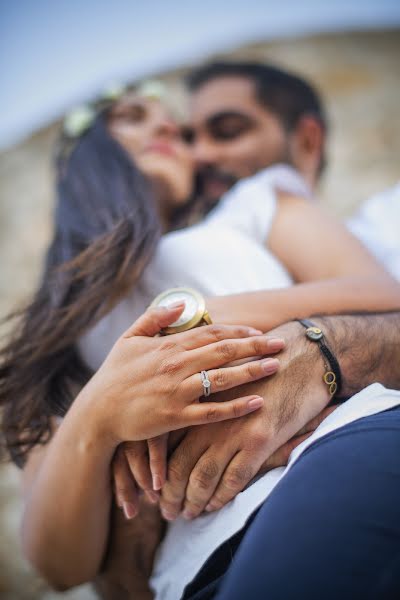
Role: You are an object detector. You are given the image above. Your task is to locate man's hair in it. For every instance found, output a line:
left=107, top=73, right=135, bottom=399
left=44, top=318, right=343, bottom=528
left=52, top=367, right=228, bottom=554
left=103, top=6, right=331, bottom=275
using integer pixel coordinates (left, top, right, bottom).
left=186, top=61, right=327, bottom=134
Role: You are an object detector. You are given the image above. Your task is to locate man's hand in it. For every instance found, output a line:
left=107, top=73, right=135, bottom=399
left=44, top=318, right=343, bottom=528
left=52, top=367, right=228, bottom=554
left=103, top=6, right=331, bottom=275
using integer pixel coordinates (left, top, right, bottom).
left=258, top=404, right=337, bottom=472
left=160, top=321, right=332, bottom=520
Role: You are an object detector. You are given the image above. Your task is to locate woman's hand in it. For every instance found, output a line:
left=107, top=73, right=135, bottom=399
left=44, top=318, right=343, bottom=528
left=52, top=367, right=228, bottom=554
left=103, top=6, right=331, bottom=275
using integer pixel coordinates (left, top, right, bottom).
left=93, top=496, right=164, bottom=600
left=88, top=302, right=284, bottom=449
left=111, top=429, right=188, bottom=520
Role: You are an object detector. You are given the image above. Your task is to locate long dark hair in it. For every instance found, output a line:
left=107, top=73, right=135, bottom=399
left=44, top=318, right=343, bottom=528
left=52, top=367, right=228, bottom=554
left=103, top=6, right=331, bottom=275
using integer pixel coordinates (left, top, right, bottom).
left=0, top=115, right=161, bottom=466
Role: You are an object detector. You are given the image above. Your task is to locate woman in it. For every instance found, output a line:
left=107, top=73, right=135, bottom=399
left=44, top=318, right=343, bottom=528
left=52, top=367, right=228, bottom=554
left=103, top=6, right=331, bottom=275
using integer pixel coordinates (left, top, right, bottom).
left=0, top=91, right=279, bottom=592
left=1, top=88, right=399, bottom=595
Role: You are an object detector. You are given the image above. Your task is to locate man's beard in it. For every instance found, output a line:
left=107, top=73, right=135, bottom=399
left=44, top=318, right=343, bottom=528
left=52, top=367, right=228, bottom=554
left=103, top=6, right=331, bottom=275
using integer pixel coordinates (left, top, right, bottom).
left=196, top=143, right=294, bottom=203
left=196, top=166, right=239, bottom=201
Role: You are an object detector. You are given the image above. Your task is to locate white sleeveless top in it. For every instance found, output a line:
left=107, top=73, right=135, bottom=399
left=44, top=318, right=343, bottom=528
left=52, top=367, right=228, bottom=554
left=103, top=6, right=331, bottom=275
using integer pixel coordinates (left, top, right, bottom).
left=77, top=166, right=400, bottom=600
left=78, top=164, right=310, bottom=371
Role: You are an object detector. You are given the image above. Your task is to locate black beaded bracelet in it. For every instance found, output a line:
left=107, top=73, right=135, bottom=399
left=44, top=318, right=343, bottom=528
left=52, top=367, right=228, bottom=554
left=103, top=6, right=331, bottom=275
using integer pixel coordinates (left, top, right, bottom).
left=297, top=318, right=342, bottom=397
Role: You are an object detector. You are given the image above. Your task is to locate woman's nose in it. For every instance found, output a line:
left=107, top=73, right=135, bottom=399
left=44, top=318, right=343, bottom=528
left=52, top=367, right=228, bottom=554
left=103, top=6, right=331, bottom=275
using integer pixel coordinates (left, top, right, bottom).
left=154, top=117, right=180, bottom=139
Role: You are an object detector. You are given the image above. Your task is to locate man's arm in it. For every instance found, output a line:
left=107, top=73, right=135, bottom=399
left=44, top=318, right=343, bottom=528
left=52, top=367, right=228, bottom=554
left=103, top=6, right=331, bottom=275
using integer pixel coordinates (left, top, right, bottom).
left=160, top=311, right=400, bottom=520
left=315, top=311, right=400, bottom=395
left=96, top=311, right=400, bottom=597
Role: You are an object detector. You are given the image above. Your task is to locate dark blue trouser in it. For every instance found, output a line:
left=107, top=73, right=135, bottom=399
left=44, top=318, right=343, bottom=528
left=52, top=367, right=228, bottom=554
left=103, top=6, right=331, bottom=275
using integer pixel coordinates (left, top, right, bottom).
left=185, top=407, right=400, bottom=600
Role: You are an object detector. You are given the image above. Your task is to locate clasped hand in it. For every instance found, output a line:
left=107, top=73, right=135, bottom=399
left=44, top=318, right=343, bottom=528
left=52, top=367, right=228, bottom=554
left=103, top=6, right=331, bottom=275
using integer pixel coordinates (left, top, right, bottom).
left=111, top=319, right=335, bottom=521
left=107, top=304, right=289, bottom=519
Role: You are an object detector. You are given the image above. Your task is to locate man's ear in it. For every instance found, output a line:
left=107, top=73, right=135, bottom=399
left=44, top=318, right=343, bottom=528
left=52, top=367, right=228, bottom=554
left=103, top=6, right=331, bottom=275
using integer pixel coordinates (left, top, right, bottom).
left=289, top=115, right=326, bottom=189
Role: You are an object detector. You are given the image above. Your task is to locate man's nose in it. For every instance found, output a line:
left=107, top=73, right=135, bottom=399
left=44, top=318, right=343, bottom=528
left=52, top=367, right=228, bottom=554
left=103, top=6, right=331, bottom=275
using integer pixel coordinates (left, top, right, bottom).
left=192, top=136, right=221, bottom=166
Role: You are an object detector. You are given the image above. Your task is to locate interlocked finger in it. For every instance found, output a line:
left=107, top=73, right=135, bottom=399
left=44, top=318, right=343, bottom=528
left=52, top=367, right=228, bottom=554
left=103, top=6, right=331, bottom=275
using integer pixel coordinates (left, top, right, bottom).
left=181, top=394, right=264, bottom=428
left=181, top=445, right=236, bottom=520
left=124, top=304, right=185, bottom=338
left=122, top=441, right=156, bottom=502
left=160, top=434, right=209, bottom=521
left=186, top=335, right=284, bottom=375
left=204, top=449, right=264, bottom=513
left=182, top=357, right=280, bottom=400
left=174, top=324, right=263, bottom=351
left=112, top=448, right=139, bottom=519
left=148, top=434, right=169, bottom=491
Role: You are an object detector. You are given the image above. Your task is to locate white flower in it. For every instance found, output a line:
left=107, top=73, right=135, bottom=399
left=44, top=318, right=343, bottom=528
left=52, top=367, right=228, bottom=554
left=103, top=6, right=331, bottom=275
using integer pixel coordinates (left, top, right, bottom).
left=137, top=80, right=167, bottom=100
left=63, top=105, right=96, bottom=137
left=101, top=82, right=126, bottom=101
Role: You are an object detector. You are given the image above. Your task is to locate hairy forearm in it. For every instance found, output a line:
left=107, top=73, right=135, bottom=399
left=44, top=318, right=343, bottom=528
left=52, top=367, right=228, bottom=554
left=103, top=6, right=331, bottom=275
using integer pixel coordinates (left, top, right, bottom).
left=164, top=313, right=400, bottom=518
left=217, top=312, right=400, bottom=403
left=313, top=312, right=400, bottom=396
left=22, top=389, right=116, bottom=590
left=214, top=320, right=329, bottom=428
left=207, top=275, right=400, bottom=332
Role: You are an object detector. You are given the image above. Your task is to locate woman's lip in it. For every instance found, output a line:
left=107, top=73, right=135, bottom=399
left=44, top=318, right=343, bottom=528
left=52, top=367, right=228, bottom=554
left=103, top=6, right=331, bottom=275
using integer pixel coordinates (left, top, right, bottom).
left=144, top=142, right=177, bottom=156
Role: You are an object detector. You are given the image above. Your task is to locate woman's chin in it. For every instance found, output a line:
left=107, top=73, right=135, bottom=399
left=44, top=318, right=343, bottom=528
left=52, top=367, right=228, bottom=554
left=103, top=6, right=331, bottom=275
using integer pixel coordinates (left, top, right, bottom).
left=151, top=174, right=191, bottom=213
left=138, top=159, right=192, bottom=209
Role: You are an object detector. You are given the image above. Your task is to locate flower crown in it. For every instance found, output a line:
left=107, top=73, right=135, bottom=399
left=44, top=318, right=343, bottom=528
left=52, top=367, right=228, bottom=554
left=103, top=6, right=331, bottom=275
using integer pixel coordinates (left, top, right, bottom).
left=63, top=80, right=168, bottom=138
left=56, top=80, right=168, bottom=165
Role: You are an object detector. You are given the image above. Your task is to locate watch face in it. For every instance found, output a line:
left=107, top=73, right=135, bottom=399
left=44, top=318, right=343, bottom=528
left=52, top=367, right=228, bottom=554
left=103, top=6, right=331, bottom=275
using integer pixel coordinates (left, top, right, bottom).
left=154, top=288, right=203, bottom=328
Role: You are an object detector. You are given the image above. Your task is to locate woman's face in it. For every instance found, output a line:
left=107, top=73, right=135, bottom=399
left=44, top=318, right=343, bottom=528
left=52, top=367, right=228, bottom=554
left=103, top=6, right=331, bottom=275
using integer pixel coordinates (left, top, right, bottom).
left=108, top=94, right=194, bottom=211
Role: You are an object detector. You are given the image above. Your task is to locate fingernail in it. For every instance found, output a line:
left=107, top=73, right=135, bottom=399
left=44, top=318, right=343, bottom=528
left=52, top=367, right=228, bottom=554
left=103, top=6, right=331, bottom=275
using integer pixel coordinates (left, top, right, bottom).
left=167, top=301, right=185, bottom=310
left=267, top=338, right=285, bottom=351
left=248, top=328, right=263, bottom=335
left=161, top=509, right=176, bottom=521
left=182, top=509, right=195, bottom=520
left=153, top=474, right=162, bottom=491
left=205, top=503, right=216, bottom=512
left=261, top=358, right=280, bottom=374
left=145, top=490, right=159, bottom=504
left=122, top=501, right=137, bottom=520
left=247, top=396, right=264, bottom=411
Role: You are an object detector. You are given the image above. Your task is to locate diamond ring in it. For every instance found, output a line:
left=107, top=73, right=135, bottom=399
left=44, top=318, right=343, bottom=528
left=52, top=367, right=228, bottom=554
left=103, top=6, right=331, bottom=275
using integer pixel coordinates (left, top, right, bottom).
left=200, top=370, right=212, bottom=397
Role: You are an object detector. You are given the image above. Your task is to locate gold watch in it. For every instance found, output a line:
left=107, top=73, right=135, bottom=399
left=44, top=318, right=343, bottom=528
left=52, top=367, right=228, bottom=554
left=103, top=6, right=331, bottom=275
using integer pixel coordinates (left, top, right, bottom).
left=150, top=287, right=212, bottom=334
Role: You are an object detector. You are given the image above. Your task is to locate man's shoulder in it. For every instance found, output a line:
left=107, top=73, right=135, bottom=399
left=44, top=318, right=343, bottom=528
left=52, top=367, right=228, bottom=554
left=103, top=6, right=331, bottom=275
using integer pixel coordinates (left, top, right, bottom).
left=229, top=164, right=312, bottom=200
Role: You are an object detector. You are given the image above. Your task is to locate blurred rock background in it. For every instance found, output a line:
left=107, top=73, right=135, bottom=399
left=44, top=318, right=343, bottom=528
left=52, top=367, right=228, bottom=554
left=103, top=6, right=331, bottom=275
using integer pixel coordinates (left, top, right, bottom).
left=0, top=28, right=399, bottom=599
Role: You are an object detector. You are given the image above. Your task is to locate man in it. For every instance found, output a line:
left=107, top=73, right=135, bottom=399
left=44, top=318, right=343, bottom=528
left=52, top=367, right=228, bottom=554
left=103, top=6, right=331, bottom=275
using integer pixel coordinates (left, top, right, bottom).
left=156, top=62, right=400, bottom=598
left=98, top=63, right=400, bottom=599
left=186, top=61, right=326, bottom=203
left=154, top=59, right=398, bottom=503
left=186, top=60, right=399, bottom=277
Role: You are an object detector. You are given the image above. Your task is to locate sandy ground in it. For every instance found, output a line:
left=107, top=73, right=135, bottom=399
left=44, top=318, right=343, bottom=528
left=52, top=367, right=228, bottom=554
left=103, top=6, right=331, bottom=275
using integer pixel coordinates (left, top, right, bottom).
left=0, top=29, right=399, bottom=599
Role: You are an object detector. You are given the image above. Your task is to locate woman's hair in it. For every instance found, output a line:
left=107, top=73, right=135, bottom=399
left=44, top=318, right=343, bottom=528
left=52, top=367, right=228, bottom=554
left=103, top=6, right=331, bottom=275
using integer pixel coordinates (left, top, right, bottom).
left=0, top=115, right=161, bottom=467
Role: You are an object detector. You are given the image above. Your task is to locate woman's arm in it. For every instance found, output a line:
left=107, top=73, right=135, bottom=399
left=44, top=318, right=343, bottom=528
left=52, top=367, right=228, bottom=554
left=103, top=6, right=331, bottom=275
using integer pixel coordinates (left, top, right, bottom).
left=207, top=193, right=400, bottom=330
left=94, top=497, right=164, bottom=600
left=22, top=394, right=116, bottom=590
left=20, top=306, right=277, bottom=590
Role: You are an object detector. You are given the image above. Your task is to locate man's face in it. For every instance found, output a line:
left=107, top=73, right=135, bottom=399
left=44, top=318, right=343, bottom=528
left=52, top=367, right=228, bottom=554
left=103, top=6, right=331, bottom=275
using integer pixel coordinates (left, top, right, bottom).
left=189, top=75, right=291, bottom=202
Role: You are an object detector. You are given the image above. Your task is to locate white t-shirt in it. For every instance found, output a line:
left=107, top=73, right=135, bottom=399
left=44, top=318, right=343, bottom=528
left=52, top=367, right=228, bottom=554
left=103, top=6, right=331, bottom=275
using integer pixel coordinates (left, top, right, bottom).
left=77, top=166, right=400, bottom=600
left=347, top=182, right=400, bottom=281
